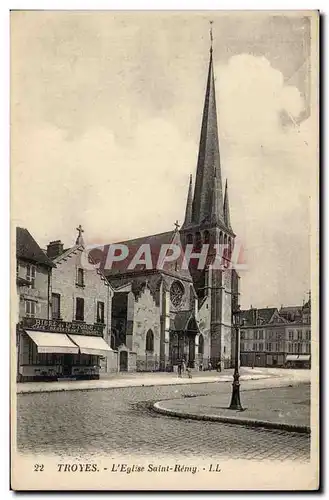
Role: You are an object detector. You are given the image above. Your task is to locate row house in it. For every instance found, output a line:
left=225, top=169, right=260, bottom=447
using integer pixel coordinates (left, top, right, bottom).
left=240, top=308, right=286, bottom=367
left=240, top=303, right=311, bottom=368
left=16, top=227, right=55, bottom=381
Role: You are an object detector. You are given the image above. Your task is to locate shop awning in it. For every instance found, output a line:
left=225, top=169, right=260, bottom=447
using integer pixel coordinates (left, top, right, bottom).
left=26, top=331, right=79, bottom=354
left=297, top=355, right=311, bottom=361
left=286, top=355, right=299, bottom=361
left=67, top=334, right=112, bottom=356
left=286, top=354, right=311, bottom=362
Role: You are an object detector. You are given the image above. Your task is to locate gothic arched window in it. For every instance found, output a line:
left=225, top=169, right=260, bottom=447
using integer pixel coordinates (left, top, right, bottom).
left=146, top=330, right=154, bottom=352
left=186, top=233, right=193, bottom=244
left=219, top=232, right=224, bottom=245
left=195, top=232, right=202, bottom=251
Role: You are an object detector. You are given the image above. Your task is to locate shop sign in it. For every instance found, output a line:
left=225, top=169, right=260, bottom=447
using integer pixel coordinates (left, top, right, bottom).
left=21, top=317, right=104, bottom=336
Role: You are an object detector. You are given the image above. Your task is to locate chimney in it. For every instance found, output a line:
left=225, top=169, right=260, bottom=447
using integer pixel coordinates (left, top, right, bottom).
left=47, top=240, right=64, bottom=259
left=251, top=307, right=258, bottom=325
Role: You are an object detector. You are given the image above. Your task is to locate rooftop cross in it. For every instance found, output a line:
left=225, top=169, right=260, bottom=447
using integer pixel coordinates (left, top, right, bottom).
left=174, top=220, right=180, bottom=231
left=76, top=224, right=84, bottom=238
left=75, top=224, right=85, bottom=245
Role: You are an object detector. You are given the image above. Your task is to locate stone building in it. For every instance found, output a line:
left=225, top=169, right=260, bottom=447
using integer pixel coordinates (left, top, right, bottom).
left=16, top=226, right=115, bottom=382
left=240, top=302, right=311, bottom=368
left=284, top=298, right=311, bottom=368
left=49, top=227, right=116, bottom=377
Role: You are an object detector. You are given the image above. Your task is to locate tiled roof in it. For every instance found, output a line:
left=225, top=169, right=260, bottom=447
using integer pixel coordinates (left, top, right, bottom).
left=16, top=227, right=55, bottom=268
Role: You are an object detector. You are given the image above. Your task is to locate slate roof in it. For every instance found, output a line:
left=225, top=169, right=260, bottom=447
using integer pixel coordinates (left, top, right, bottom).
left=16, top=227, right=55, bottom=268
left=240, top=307, right=277, bottom=326
left=280, top=306, right=302, bottom=315
left=258, top=308, right=278, bottom=323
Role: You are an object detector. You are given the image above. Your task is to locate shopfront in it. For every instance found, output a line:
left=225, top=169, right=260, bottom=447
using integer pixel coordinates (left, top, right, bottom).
left=285, top=354, right=311, bottom=369
left=17, top=318, right=112, bottom=382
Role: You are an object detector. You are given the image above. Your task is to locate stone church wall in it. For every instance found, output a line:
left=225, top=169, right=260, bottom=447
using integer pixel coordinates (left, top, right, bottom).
left=132, top=287, right=161, bottom=371
left=198, top=295, right=211, bottom=368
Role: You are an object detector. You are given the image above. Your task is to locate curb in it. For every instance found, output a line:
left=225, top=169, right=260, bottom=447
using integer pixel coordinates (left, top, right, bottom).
left=152, top=402, right=311, bottom=434
left=16, top=379, right=223, bottom=395
left=16, top=375, right=274, bottom=395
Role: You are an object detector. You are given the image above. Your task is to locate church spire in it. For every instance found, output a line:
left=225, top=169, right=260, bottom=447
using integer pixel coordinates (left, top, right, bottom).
left=191, top=31, right=224, bottom=226
left=182, top=174, right=193, bottom=228
left=223, top=179, right=233, bottom=231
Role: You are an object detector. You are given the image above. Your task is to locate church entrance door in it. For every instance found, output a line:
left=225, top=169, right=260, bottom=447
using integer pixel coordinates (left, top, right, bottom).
left=188, top=335, right=196, bottom=368
left=119, top=351, right=128, bottom=371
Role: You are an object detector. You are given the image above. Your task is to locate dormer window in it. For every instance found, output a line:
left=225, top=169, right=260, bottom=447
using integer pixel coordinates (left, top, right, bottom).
left=76, top=268, right=85, bottom=287
left=26, top=264, right=36, bottom=288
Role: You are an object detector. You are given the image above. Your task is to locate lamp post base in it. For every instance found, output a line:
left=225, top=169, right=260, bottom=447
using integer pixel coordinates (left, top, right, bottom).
left=229, top=371, right=243, bottom=411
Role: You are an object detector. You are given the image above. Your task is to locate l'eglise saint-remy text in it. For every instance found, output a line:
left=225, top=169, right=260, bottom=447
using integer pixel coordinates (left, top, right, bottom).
left=112, top=464, right=198, bottom=474
left=57, top=463, right=221, bottom=474
left=111, top=464, right=221, bottom=474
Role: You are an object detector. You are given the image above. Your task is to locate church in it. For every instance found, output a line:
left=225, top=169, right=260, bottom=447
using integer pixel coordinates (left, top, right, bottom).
left=93, top=41, right=240, bottom=372
left=15, top=40, right=240, bottom=380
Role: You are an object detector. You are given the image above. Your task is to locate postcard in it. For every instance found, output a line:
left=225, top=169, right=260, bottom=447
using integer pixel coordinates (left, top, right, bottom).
left=10, top=10, right=319, bottom=491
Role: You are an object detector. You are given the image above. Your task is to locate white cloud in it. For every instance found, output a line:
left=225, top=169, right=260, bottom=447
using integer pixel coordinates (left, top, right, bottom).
left=215, top=54, right=313, bottom=307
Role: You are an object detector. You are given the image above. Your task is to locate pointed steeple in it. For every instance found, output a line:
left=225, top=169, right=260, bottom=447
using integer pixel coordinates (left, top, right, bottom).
left=191, top=39, right=224, bottom=226
left=182, top=174, right=193, bottom=228
left=223, top=180, right=232, bottom=231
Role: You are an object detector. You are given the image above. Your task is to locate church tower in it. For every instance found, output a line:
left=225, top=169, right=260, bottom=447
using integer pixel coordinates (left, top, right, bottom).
left=180, top=30, right=237, bottom=369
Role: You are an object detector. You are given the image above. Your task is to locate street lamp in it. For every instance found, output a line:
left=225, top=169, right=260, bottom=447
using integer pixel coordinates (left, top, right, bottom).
left=229, top=305, right=244, bottom=411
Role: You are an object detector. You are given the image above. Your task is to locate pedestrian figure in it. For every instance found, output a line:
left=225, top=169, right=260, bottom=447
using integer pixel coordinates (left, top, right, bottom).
left=186, top=365, right=192, bottom=379
left=177, top=359, right=182, bottom=377
left=182, top=359, right=186, bottom=376
left=208, top=361, right=212, bottom=371
left=217, top=360, right=221, bottom=372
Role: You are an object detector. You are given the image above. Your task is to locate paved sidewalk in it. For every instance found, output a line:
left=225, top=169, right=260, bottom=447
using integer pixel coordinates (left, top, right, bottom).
left=16, top=368, right=269, bottom=394
left=153, top=383, right=310, bottom=433
left=15, top=367, right=310, bottom=394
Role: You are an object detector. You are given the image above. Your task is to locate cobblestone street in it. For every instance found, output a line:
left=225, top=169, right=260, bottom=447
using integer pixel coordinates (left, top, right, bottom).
left=16, top=380, right=310, bottom=462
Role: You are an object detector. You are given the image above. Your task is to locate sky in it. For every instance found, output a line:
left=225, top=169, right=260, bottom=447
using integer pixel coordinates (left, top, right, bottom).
left=11, top=11, right=317, bottom=309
